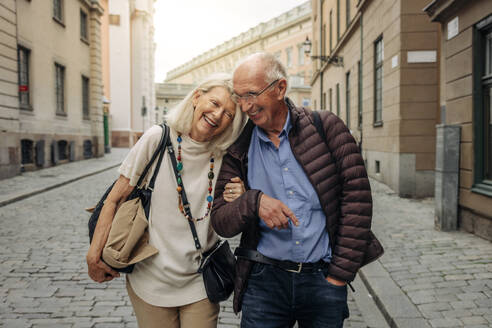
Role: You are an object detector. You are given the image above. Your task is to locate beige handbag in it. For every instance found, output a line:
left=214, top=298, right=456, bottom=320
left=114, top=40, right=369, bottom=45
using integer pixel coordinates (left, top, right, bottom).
left=102, top=197, right=158, bottom=269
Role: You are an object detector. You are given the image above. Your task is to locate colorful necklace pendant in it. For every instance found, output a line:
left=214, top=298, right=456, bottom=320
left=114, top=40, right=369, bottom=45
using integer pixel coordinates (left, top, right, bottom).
left=176, top=134, right=214, bottom=222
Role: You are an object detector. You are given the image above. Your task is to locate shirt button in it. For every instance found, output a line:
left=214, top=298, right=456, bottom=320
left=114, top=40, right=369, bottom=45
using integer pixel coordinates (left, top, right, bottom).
left=295, top=241, right=300, bottom=245
left=289, top=191, right=294, bottom=195
left=284, top=167, right=289, bottom=171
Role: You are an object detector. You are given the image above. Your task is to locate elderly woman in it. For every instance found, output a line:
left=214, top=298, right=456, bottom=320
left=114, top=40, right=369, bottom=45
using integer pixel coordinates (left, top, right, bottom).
left=86, top=73, right=248, bottom=328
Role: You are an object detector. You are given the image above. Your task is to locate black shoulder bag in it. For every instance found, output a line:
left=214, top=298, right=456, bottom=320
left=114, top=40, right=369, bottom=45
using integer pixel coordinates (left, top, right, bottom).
left=167, top=141, right=236, bottom=303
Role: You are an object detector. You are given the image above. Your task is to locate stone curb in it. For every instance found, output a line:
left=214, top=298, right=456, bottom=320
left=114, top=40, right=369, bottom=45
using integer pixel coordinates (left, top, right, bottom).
left=358, top=261, right=431, bottom=328
left=0, top=164, right=120, bottom=208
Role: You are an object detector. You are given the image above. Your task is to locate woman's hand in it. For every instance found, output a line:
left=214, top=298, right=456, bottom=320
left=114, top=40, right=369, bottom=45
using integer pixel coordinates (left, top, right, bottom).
left=87, top=252, right=120, bottom=283
left=224, top=177, right=246, bottom=202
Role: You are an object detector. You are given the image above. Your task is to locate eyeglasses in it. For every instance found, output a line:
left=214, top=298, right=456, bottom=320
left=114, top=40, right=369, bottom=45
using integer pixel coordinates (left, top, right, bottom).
left=232, top=79, right=279, bottom=104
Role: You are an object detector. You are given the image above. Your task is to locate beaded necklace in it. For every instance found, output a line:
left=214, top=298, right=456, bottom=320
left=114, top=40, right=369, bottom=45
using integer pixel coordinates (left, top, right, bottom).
left=175, top=134, right=214, bottom=222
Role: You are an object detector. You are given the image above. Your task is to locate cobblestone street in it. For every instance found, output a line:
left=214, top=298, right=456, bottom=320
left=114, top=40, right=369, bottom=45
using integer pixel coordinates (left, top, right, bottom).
left=0, top=165, right=384, bottom=328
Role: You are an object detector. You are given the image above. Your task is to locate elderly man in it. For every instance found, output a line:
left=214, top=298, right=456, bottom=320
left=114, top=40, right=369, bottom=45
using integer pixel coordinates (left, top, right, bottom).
left=211, top=52, right=383, bottom=327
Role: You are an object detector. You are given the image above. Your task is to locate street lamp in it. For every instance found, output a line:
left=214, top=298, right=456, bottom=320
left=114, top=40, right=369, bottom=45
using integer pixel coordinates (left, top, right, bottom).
left=303, top=36, right=344, bottom=67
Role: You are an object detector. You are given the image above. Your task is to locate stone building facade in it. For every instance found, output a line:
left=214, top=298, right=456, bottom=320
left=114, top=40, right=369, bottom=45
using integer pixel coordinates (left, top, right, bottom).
left=424, top=0, right=492, bottom=241
left=310, top=0, right=439, bottom=197
left=0, top=0, right=20, bottom=179
left=109, top=0, right=155, bottom=148
left=164, top=2, right=313, bottom=108
left=0, top=0, right=105, bottom=180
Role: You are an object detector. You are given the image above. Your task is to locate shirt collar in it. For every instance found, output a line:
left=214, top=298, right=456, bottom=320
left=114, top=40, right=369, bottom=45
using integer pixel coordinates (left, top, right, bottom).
left=255, top=110, right=292, bottom=143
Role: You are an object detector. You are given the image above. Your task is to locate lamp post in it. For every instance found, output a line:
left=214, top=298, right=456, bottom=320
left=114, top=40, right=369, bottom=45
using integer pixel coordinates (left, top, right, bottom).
left=303, top=36, right=344, bottom=67
left=102, top=97, right=111, bottom=154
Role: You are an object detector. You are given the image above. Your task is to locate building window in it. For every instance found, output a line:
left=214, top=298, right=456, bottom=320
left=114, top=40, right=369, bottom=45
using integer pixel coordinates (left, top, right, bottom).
left=346, top=71, right=351, bottom=128
left=286, top=47, right=293, bottom=68
left=298, top=45, right=305, bottom=65
left=329, top=88, right=333, bottom=112
left=473, top=16, right=492, bottom=196
left=374, top=36, right=383, bottom=125
left=82, top=76, right=89, bottom=119
left=53, top=0, right=63, bottom=23
left=329, top=10, right=333, bottom=51
left=109, top=14, right=120, bottom=26
left=289, top=75, right=304, bottom=87
left=80, top=10, right=88, bottom=41
left=346, top=0, right=351, bottom=28
left=18, top=46, right=31, bottom=108
left=336, top=83, right=340, bottom=116
left=55, top=63, right=65, bottom=115
left=302, top=98, right=311, bottom=107
left=337, top=0, right=341, bottom=41
left=83, top=139, right=93, bottom=158
left=21, top=139, right=34, bottom=165
left=358, top=60, right=362, bottom=129
left=58, top=140, right=68, bottom=160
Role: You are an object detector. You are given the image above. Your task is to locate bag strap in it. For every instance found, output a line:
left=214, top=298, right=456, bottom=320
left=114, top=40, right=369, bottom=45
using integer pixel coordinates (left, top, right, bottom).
left=312, top=111, right=327, bottom=144
left=167, top=140, right=202, bottom=251
left=135, top=123, right=168, bottom=189
left=311, top=110, right=341, bottom=176
left=147, top=124, right=170, bottom=190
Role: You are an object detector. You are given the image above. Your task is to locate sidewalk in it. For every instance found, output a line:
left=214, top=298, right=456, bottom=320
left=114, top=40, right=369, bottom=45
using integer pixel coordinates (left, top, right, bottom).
left=0, top=148, right=129, bottom=207
left=362, top=179, right=492, bottom=328
left=1, top=151, right=491, bottom=327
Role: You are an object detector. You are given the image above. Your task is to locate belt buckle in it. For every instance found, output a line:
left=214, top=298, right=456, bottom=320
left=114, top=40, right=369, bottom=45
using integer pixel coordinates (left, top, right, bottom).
left=286, top=262, right=302, bottom=273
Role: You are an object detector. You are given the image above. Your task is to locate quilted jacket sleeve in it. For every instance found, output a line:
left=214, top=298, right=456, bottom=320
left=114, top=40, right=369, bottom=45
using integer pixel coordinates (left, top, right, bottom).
left=321, top=112, right=373, bottom=282
left=211, top=152, right=263, bottom=238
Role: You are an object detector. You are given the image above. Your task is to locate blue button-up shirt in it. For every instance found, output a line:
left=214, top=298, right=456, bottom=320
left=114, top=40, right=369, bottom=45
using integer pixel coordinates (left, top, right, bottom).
left=247, top=110, right=332, bottom=263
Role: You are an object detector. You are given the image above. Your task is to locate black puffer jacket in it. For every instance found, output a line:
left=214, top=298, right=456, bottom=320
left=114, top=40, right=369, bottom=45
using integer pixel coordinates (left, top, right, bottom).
left=211, top=99, right=384, bottom=313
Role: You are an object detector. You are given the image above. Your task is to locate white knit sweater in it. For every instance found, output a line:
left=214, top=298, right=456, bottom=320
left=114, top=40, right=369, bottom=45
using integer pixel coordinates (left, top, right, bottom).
left=119, top=125, right=220, bottom=306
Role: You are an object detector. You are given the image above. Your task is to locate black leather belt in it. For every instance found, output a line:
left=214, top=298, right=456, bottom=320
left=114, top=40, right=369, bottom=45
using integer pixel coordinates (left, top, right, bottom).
left=235, top=248, right=327, bottom=273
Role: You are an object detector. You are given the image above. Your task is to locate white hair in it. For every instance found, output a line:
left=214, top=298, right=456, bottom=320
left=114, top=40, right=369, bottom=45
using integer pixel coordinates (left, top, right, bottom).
left=234, top=52, right=288, bottom=87
left=165, top=73, right=248, bottom=155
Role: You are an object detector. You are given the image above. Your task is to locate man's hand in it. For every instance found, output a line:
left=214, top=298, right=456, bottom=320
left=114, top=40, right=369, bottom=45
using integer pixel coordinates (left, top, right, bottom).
left=87, top=255, right=120, bottom=283
left=326, top=276, right=347, bottom=286
left=258, top=194, right=299, bottom=229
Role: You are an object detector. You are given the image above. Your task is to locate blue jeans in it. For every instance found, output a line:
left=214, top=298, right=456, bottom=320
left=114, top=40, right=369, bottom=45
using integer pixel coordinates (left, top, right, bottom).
left=241, top=263, right=349, bottom=328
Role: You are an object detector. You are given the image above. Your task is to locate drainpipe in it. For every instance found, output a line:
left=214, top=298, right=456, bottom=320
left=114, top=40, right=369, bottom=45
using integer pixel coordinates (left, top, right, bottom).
left=320, top=0, right=324, bottom=109
left=359, top=11, right=363, bottom=152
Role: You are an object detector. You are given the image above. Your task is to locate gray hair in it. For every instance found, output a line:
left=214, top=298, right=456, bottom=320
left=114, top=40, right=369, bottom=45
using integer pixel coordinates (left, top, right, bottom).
left=234, top=52, right=288, bottom=86
left=165, top=73, right=248, bottom=154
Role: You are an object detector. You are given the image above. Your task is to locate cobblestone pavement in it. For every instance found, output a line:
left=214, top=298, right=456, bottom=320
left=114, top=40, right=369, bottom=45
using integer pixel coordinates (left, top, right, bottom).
left=0, top=166, right=378, bottom=328
left=367, top=179, right=492, bottom=328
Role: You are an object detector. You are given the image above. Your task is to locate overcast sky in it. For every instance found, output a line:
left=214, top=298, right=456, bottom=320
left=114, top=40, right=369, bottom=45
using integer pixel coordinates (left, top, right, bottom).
left=153, top=0, right=307, bottom=82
